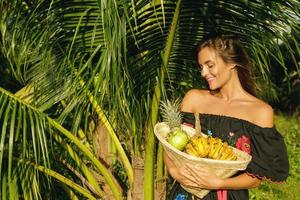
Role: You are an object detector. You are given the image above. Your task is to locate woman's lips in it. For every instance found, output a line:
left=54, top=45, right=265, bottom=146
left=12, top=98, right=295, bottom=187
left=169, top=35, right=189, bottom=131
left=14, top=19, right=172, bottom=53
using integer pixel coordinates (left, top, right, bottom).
left=206, top=77, right=215, bottom=85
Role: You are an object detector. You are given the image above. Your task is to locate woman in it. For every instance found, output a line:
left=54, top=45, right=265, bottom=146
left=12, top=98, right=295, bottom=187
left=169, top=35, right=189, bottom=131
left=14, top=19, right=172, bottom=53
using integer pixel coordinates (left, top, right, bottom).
left=164, top=34, right=289, bottom=200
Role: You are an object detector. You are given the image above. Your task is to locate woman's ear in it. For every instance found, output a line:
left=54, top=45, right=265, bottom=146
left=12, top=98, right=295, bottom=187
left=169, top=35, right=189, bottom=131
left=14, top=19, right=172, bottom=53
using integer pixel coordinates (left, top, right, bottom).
left=229, top=64, right=236, bottom=70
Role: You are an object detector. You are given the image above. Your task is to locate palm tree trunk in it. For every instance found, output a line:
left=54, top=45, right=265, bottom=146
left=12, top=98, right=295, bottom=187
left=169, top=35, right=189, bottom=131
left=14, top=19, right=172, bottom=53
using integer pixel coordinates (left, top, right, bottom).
left=144, top=0, right=183, bottom=199
left=127, top=156, right=145, bottom=200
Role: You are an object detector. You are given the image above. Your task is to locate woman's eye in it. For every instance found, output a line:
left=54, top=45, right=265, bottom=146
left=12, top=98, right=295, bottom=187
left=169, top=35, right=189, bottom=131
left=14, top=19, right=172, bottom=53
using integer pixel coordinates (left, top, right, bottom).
left=208, top=65, right=214, bottom=68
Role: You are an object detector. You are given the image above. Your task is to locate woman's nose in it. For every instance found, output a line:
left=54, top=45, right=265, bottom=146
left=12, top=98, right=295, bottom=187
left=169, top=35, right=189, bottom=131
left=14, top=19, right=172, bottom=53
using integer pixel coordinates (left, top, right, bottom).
left=200, top=66, right=208, bottom=77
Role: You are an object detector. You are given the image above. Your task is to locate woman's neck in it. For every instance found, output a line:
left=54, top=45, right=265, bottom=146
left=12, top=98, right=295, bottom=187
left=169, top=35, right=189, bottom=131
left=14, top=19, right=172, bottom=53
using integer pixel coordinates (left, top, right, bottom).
left=215, top=72, right=247, bottom=102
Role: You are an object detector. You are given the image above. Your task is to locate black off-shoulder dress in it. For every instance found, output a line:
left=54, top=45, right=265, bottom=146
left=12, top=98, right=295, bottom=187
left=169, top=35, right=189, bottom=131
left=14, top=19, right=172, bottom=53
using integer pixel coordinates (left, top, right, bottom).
left=168, top=112, right=289, bottom=200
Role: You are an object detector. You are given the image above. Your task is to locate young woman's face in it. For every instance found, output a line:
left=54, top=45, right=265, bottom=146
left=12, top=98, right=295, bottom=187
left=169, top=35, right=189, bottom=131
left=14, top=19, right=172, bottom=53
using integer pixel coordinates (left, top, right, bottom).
left=198, top=47, right=233, bottom=90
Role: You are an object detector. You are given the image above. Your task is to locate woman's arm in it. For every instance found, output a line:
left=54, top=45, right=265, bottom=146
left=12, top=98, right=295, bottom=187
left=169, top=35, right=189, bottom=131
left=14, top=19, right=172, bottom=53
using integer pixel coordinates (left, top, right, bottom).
left=164, top=152, right=261, bottom=190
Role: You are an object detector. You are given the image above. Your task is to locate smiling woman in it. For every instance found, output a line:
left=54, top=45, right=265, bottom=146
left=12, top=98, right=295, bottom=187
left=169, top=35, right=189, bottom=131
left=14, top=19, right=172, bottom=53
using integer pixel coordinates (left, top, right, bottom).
left=164, top=34, right=289, bottom=200
left=197, top=34, right=256, bottom=97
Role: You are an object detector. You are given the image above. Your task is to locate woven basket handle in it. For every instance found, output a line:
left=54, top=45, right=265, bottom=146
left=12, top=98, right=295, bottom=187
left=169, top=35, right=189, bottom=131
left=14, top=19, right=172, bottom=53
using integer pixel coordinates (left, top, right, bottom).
left=194, top=112, right=201, bottom=135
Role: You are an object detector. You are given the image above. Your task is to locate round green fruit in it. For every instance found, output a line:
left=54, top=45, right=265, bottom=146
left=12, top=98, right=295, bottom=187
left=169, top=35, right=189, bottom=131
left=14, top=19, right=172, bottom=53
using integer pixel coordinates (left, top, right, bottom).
left=167, top=128, right=189, bottom=151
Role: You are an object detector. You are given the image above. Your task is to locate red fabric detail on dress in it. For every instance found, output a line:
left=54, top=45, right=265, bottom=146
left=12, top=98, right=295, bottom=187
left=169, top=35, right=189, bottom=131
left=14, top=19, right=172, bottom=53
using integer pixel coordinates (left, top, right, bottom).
left=217, top=189, right=227, bottom=200
left=245, top=171, right=286, bottom=183
left=183, top=122, right=194, bottom=128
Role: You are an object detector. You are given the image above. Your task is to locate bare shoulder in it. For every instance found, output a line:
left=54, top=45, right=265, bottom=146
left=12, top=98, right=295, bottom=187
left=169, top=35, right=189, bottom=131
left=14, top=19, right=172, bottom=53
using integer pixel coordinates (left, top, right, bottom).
left=182, top=89, right=209, bottom=99
left=250, top=98, right=274, bottom=128
left=181, top=89, right=210, bottom=112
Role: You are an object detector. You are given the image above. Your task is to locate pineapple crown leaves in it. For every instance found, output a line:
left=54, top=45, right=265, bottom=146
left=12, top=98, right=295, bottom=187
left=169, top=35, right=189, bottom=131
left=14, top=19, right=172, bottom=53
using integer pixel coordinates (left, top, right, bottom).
left=160, top=98, right=182, bottom=130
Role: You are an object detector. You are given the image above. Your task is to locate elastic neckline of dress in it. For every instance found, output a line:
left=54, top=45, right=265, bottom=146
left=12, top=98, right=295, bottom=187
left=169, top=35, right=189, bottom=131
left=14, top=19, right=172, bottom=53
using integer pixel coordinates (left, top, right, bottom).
left=181, top=112, right=275, bottom=130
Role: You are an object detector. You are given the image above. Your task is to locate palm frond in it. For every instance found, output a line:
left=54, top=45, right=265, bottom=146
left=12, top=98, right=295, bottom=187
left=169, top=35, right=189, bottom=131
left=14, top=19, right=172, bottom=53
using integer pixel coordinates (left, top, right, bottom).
left=0, top=87, right=123, bottom=199
left=0, top=87, right=50, bottom=199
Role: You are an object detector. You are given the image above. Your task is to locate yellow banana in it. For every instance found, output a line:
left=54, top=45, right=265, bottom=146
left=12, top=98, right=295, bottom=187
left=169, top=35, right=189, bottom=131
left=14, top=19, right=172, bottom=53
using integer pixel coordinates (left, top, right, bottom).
left=201, top=137, right=210, bottom=157
left=185, top=143, right=199, bottom=157
left=198, top=137, right=209, bottom=157
left=208, top=137, right=219, bottom=158
left=194, top=141, right=206, bottom=157
left=226, top=152, right=237, bottom=161
left=210, top=141, right=224, bottom=159
left=220, top=148, right=235, bottom=160
left=217, top=144, right=229, bottom=160
left=189, top=135, right=205, bottom=157
left=207, top=137, right=213, bottom=155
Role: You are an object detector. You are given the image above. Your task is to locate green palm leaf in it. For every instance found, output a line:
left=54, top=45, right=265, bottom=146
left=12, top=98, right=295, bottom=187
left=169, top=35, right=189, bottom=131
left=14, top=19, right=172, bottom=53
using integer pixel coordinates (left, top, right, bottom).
left=0, top=87, right=122, bottom=199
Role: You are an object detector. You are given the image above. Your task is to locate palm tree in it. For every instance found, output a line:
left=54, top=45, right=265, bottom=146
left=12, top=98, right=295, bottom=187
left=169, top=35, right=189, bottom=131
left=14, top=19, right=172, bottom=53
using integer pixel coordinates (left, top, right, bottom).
left=0, top=0, right=299, bottom=199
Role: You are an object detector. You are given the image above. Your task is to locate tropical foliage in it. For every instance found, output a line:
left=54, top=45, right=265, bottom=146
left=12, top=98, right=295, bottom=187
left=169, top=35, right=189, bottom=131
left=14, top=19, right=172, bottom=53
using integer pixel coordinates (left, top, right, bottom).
left=0, top=0, right=299, bottom=199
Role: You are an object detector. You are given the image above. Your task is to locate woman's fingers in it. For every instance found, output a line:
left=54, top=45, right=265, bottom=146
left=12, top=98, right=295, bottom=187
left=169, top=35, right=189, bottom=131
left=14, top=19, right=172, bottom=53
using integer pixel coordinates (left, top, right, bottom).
left=175, top=163, right=222, bottom=189
left=181, top=164, right=222, bottom=189
left=175, top=165, right=200, bottom=187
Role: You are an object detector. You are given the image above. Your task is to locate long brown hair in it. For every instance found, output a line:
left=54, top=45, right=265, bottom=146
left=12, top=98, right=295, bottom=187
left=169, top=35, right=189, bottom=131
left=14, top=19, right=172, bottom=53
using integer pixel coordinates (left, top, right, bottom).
left=197, top=34, right=257, bottom=96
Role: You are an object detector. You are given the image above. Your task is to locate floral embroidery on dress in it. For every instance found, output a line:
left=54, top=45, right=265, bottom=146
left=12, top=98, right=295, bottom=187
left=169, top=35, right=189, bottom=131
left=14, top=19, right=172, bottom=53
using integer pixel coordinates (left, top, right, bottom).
left=227, top=131, right=236, bottom=146
left=174, top=193, right=187, bottom=200
left=226, top=131, right=251, bottom=155
left=236, top=135, right=251, bottom=155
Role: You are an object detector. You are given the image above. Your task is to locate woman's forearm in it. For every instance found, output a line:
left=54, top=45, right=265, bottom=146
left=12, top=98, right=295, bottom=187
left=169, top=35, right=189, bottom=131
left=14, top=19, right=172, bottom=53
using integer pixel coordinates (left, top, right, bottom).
left=219, top=173, right=261, bottom=190
left=164, top=151, right=261, bottom=190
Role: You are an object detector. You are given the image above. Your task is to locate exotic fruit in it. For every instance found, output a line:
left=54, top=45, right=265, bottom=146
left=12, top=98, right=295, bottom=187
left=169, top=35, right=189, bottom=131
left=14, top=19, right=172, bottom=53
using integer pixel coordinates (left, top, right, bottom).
left=160, top=99, right=189, bottom=151
left=185, top=135, right=237, bottom=161
left=167, top=127, right=189, bottom=151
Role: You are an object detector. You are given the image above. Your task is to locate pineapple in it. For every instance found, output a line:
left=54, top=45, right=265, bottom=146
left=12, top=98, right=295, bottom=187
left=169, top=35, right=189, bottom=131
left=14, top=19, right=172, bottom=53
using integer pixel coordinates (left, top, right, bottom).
left=160, top=99, right=182, bottom=129
left=160, top=99, right=189, bottom=151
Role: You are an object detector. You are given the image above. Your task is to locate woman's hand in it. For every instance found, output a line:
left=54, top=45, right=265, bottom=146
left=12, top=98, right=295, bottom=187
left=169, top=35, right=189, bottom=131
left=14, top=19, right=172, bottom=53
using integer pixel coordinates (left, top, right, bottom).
left=170, top=163, right=224, bottom=190
left=164, top=152, right=261, bottom=190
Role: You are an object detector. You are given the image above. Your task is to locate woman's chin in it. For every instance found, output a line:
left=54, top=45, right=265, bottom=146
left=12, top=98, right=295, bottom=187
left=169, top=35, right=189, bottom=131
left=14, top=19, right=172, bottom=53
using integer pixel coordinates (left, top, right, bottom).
left=208, top=85, right=218, bottom=90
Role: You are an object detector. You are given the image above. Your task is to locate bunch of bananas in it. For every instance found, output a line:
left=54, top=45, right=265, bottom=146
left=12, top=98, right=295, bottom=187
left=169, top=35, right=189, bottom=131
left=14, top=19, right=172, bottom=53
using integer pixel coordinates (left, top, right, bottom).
left=185, top=135, right=237, bottom=160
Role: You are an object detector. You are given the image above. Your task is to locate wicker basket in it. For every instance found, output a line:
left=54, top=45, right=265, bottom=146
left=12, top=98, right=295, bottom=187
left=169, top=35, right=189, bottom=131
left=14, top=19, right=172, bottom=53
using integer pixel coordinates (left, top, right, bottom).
left=154, top=122, right=252, bottom=199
